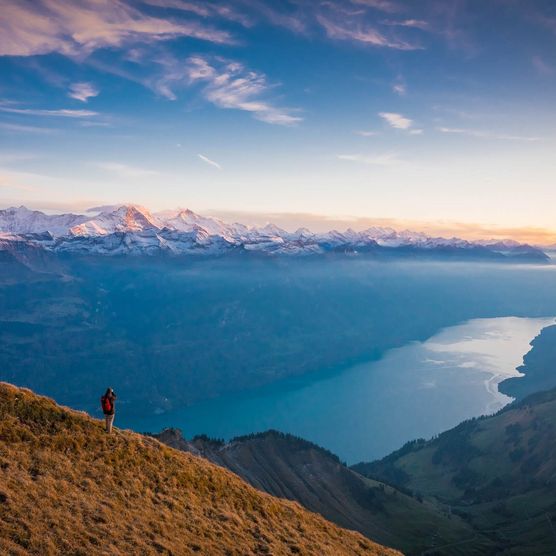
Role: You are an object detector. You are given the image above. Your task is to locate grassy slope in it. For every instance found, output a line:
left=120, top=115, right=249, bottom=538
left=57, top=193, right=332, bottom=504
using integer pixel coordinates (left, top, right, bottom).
left=0, top=383, right=399, bottom=556
left=354, top=389, right=556, bottom=555
left=157, top=429, right=475, bottom=555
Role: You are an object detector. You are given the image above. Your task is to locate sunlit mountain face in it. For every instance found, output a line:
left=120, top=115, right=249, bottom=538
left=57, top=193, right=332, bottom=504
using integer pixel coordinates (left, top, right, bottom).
left=0, top=204, right=549, bottom=260
left=1, top=0, right=556, bottom=244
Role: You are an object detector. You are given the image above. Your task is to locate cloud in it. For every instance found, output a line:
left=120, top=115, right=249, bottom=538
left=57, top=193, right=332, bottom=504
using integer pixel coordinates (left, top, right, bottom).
left=317, top=15, right=422, bottom=50
left=392, top=81, right=406, bottom=95
left=197, top=153, right=222, bottom=170
left=185, top=56, right=302, bottom=126
left=337, top=152, right=402, bottom=165
left=0, top=122, right=57, bottom=134
left=238, top=0, right=306, bottom=33
left=68, top=82, right=99, bottom=102
left=0, top=104, right=98, bottom=118
left=350, top=0, right=400, bottom=13
left=382, top=19, right=430, bottom=30
left=355, top=130, right=378, bottom=137
left=437, top=127, right=540, bottom=142
left=143, top=0, right=253, bottom=27
left=95, top=162, right=159, bottom=178
left=0, top=0, right=234, bottom=57
left=143, top=0, right=209, bottom=16
left=379, top=112, right=413, bottom=129
left=78, top=120, right=111, bottom=128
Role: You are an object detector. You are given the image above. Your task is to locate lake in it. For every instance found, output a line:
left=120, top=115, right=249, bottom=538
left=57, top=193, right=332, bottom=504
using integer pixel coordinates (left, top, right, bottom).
left=122, top=316, right=555, bottom=463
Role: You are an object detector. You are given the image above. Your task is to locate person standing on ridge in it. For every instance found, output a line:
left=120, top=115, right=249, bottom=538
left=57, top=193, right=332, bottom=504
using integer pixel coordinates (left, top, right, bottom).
left=101, top=388, right=117, bottom=433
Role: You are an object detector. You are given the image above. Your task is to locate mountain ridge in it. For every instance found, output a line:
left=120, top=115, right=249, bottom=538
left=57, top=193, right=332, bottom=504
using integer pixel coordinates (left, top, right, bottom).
left=154, top=428, right=482, bottom=555
left=0, top=205, right=548, bottom=260
left=0, top=382, right=398, bottom=556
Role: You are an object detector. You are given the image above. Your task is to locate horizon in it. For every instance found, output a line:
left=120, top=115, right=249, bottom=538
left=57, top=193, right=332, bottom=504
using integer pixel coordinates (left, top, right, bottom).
left=2, top=201, right=556, bottom=246
left=1, top=1, right=556, bottom=242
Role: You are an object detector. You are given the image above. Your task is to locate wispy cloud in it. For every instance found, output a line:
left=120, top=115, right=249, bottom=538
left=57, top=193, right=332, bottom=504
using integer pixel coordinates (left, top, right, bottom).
left=78, top=121, right=112, bottom=128
left=143, top=0, right=211, bottom=16
left=317, top=15, right=422, bottom=50
left=197, top=153, right=222, bottom=170
left=143, top=0, right=253, bottom=27
left=392, top=80, right=406, bottom=96
left=0, top=122, right=57, bottom=134
left=382, top=19, right=429, bottom=30
left=0, top=104, right=98, bottom=118
left=379, top=112, right=412, bottom=129
left=350, top=0, right=401, bottom=13
left=96, top=162, right=159, bottom=178
left=337, top=152, right=402, bottom=165
left=437, top=127, right=540, bottom=142
left=185, top=56, right=302, bottom=126
left=68, top=82, right=99, bottom=102
left=379, top=111, right=423, bottom=134
left=0, top=0, right=234, bottom=57
left=355, top=130, right=378, bottom=137
left=240, top=0, right=306, bottom=33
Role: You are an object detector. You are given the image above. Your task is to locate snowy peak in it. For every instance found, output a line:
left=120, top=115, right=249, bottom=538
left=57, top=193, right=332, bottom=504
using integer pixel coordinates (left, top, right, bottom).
left=164, top=209, right=223, bottom=234
left=70, top=205, right=161, bottom=236
left=0, top=206, right=88, bottom=237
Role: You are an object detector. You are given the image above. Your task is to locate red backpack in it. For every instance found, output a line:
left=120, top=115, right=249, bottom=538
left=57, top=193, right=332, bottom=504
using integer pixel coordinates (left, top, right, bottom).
left=101, top=395, right=112, bottom=413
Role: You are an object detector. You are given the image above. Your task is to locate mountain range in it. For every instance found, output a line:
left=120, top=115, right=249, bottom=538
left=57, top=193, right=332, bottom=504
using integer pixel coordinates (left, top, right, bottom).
left=0, top=205, right=549, bottom=261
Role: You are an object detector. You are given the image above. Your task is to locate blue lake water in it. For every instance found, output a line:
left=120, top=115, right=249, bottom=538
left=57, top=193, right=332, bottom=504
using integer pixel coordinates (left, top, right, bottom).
left=122, top=316, right=555, bottom=463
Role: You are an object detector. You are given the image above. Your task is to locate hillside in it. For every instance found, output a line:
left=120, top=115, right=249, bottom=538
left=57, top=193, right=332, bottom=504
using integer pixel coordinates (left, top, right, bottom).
left=0, top=383, right=399, bottom=556
left=353, top=388, right=556, bottom=555
left=499, top=324, right=556, bottom=400
left=155, top=429, right=478, bottom=555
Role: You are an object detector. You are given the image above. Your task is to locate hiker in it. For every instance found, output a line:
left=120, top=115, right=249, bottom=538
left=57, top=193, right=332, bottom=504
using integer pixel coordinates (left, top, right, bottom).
left=101, top=388, right=117, bottom=433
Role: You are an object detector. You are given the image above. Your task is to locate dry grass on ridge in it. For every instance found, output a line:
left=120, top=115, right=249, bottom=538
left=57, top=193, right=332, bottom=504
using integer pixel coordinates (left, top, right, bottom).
left=0, top=382, right=401, bottom=556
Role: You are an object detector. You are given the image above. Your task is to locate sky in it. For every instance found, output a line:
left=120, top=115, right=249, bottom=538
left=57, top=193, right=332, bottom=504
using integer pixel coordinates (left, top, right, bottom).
left=1, top=0, right=556, bottom=241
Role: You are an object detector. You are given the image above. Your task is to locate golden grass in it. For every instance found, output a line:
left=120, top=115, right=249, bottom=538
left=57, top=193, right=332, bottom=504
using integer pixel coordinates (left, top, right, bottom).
left=0, top=383, right=401, bottom=556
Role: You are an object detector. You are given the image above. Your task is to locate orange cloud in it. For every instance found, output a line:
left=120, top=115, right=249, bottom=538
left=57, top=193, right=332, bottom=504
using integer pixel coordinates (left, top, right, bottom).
left=0, top=0, right=233, bottom=57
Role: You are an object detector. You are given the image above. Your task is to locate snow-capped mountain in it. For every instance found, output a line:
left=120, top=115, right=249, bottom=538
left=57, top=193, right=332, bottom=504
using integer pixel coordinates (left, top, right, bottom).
left=70, top=205, right=161, bottom=236
left=0, top=204, right=549, bottom=261
left=0, top=206, right=88, bottom=237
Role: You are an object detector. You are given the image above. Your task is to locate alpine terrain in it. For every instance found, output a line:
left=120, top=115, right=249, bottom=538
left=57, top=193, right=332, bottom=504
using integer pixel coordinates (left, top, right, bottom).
left=0, top=382, right=398, bottom=556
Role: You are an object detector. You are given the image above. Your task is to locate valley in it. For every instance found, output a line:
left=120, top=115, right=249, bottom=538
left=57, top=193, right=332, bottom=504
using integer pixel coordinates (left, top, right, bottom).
left=133, top=316, right=554, bottom=463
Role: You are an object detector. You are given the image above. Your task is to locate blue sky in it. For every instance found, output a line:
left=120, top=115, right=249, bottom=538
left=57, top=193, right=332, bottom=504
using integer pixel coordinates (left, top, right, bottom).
left=1, top=0, right=556, bottom=240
